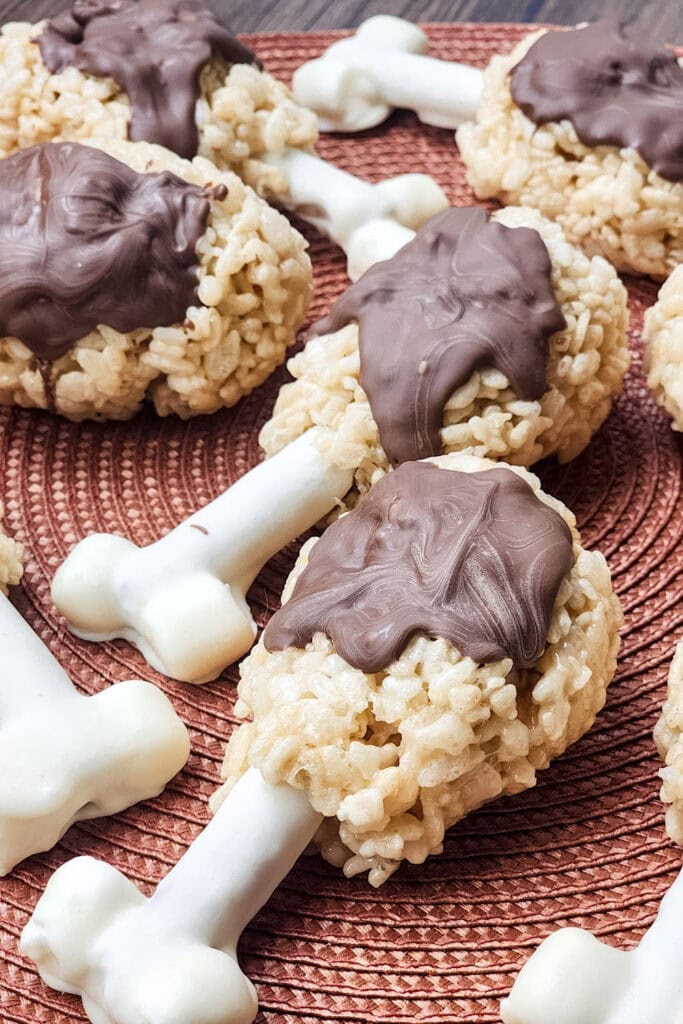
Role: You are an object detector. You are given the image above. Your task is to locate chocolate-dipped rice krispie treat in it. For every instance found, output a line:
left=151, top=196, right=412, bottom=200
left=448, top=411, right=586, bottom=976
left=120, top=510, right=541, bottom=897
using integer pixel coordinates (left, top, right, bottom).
left=458, top=21, right=683, bottom=279
left=214, top=454, right=622, bottom=885
left=0, top=138, right=310, bottom=421
left=263, top=205, right=629, bottom=504
left=643, top=266, right=683, bottom=430
left=655, top=641, right=683, bottom=845
left=0, top=504, right=22, bottom=593
left=0, top=0, right=318, bottom=195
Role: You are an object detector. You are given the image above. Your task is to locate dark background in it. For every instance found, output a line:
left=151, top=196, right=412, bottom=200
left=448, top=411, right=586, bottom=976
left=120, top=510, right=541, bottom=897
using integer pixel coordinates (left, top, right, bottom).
left=2, top=1, right=682, bottom=38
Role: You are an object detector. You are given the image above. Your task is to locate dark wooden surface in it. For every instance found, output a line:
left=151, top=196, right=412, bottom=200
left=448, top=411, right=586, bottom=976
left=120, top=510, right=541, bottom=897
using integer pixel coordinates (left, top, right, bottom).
left=1, top=0, right=681, bottom=40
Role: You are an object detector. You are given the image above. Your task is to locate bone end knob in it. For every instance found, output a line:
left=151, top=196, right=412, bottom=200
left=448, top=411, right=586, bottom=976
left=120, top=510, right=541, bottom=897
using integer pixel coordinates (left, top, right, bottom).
left=374, top=173, right=449, bottom=231
left=51, top=533, right=137, bottom=637
left=124, top=574, right=256, bottom=684
left=346, top=219, right=416, bottom=282
left=293, top=17, right=429, bottom=133
left=0, top=587, right=190, bottom=874
left=346, top=175, right=448, bottom=279
left=52, top=534, right=256, bottom=684
left=0, top=679, right=190, bottom=875
left=501, top=928, right=633, bottom=1024
left=51, top=430, right=355, bottom=683
left=21, top=856, right=258, bottom=1024
left=354, top=15, right=429, bottom=53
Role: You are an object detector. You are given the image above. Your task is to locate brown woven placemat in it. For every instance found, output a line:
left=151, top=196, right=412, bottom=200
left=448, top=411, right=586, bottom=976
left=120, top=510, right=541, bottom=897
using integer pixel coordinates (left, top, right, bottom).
left=1, top=22, right=681, bottom=1024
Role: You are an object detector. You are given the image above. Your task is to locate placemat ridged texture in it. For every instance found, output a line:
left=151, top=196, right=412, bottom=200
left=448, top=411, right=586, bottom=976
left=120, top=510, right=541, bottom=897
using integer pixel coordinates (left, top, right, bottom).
left=1, top=22, right=681, bottom=1024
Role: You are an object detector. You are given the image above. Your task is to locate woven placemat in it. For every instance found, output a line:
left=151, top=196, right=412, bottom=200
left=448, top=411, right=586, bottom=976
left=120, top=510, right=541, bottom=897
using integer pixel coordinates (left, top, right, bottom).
left=1, top=22, right=681, bottom=1024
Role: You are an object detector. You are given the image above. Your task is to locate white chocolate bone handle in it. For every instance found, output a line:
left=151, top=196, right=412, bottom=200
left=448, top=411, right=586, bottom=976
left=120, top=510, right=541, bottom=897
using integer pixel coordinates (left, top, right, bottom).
left=266, top=148, right=448, bottom=281
left=52, top=429, right=354, bottom=684
left=293, top=16, right=483, bottom=132
left=0, top=591, right=189, bottom=875
left=22, top=767, right=322, bottom=1024
left=501, top=868, right=683, bottom=1024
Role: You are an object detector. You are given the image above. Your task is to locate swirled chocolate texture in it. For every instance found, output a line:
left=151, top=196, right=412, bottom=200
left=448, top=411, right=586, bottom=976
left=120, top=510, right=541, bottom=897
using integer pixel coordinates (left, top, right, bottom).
left=39, top=0, right=257, bottom=158
left=510, top=20, right=683, bottom=183
left=0, top=142, right=213, bottom=360
left=310, top=207, right=565, bottom=466
left=264, top=462, right=574, bottom=672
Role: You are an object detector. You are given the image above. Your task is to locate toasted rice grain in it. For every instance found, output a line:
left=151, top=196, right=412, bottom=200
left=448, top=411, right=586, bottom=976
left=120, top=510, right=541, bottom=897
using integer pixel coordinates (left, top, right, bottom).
left=260, top=207, right=629, bottom=508
left=457, top=30, right=683, bottom=279
left=0, top=137, right=311, bottom=421
left=643, top=266, right=683, bottom=430
left=655, top=642, right=683, bottom=844
left=212, top=453, right=623, bottom=886
left=0, top=20, right=318, bottom=194
left=0, top=505, right=22, bottom=594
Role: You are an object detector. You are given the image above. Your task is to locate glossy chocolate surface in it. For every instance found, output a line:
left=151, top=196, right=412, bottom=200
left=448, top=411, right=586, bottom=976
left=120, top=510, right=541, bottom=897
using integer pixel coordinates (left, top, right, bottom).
left=310, top=208, right=565, bottom=465
left=264, top=462, right=574, bottom=672
left=40, top=0, right=257, bottom=158
left=0, top=142, right=213, bottom=359
left=511, top=20, right=683, bottom=182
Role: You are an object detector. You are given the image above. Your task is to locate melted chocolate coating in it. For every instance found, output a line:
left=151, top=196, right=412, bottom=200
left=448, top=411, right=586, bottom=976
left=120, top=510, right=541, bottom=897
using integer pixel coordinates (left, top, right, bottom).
left=264, top=462, right=574, bottom=672
left=510, top=20, right=683, bottom=183
left=310, top=208, right=565, bottom=466
left=39, top=0, right=258, bottom=159
left=0, top=141, right=213, bottom=360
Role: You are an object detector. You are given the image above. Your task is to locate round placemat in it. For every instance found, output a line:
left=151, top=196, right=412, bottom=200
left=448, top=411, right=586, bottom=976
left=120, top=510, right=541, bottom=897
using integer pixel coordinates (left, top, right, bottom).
left=1, top=22, right=682, bottom=1024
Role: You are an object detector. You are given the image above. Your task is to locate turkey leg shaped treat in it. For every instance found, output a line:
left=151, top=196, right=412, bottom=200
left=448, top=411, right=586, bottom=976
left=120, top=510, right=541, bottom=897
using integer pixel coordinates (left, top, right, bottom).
left=0, top=137, right=310, bottom=420
left=51, top=205, right=628, bottom=682
left=458, top=20, right=683, bottom=278
left=22, top=454, right=621, bottom=1023
left=215, top=454, right=622, bottom=886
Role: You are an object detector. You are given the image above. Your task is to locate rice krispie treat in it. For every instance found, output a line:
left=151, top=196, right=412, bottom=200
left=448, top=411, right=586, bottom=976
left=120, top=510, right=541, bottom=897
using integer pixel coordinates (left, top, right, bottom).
left=457, top=20, right=683, bottom=279
left=214, top=454, right=622, bottom=885
left=0, top=138, right=310, bottom=421
left=654, top=641, right=683, bottom=844
left=0, top=504, right=22, bottom=593
left=0, top=0, right=318, bottom=195
left=643, top=266, right=683, bottom=430
left=263, top=205, right=629, bottom=507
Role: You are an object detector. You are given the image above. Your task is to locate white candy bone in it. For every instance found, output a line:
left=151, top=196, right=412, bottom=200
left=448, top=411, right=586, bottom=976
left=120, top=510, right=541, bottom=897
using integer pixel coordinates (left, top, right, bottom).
left=52, top=429, right=354, bottom=684
left=293, top=15, right=483, bottom=133
left=266, top=147, right=448, bottom=280
left=501, top=867, right=683, bottom=1024
left=22, top=767, right=322, bottom=1024
left=0, top=591, right=189, bottom=875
